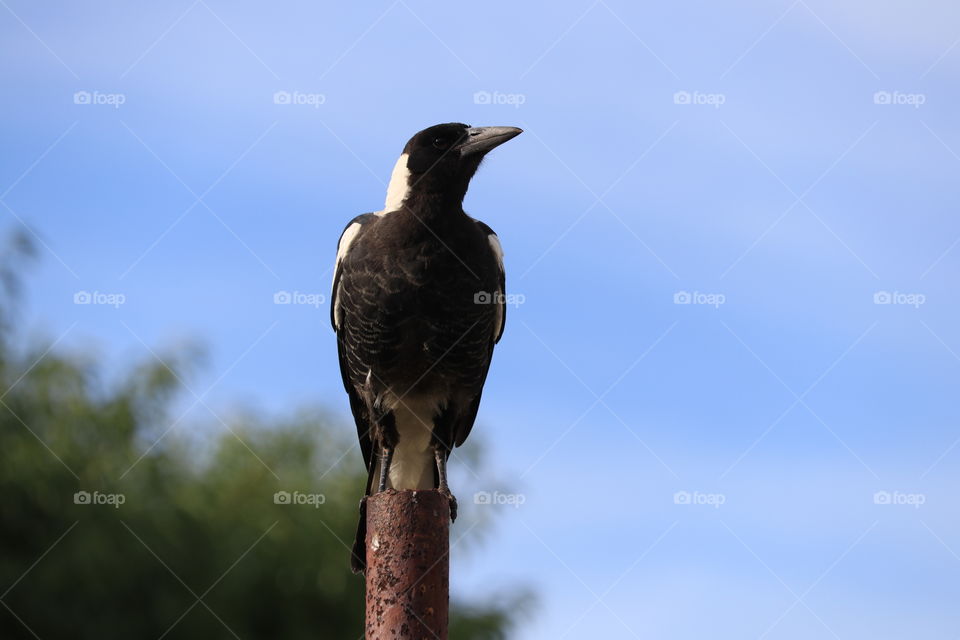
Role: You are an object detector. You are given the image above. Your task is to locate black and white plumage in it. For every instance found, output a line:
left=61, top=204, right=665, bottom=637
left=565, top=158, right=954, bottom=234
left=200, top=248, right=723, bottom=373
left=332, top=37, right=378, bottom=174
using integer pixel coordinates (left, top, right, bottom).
left=331, top=123, right=521, bottom=573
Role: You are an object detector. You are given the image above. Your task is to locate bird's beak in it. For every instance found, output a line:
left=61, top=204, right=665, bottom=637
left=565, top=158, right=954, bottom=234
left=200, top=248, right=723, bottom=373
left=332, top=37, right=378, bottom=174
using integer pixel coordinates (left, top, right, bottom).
left=459, top=126, right=523, bottom=157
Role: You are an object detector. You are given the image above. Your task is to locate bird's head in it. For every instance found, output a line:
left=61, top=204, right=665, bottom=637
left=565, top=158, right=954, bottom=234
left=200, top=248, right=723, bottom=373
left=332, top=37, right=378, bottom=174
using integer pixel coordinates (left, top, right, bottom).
left=383, top=123, right=522, bottom=212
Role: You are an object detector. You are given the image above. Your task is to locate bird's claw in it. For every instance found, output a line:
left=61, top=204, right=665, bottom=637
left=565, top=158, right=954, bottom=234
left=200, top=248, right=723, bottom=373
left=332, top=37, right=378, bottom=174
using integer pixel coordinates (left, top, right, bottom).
left=439, top=489, right=458, bottom=522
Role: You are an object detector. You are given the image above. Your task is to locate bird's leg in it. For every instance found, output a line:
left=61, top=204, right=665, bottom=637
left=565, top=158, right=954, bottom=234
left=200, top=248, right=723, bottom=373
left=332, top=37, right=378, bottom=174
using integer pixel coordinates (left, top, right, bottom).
left=434, top=447, right=457, bottom=521
left=377, top=445, right=394, bottom=493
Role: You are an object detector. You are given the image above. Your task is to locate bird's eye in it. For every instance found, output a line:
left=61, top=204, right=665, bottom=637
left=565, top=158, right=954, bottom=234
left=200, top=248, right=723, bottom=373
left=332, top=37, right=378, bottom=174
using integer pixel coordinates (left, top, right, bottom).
left=432, top=137, right=448, bottom=149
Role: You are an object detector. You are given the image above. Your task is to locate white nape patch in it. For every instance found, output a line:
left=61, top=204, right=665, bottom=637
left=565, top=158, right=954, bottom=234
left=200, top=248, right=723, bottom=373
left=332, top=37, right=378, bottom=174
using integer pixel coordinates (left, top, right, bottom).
left=378, top=153, right=411, bottom=215
left=488, top=234, right=505, bottom=341
left=332, top=222, right=363, bottom=329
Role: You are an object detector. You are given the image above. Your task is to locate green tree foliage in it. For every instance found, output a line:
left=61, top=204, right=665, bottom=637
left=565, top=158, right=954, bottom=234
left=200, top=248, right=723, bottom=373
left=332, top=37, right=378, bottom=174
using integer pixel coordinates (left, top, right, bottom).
left=0, top=233, right=528, bottom=639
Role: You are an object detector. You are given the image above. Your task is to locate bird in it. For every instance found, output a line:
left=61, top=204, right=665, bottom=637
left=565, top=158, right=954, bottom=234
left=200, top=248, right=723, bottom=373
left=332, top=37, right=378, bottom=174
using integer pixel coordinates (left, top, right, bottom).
left=330, top=122, right=521, bottom=574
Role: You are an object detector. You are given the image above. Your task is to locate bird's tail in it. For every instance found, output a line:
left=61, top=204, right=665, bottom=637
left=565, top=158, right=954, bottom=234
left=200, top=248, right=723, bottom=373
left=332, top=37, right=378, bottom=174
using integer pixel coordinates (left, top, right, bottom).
left=350, top=499, right=367, bottom=574
left=350, top=461, right=377, bottom=574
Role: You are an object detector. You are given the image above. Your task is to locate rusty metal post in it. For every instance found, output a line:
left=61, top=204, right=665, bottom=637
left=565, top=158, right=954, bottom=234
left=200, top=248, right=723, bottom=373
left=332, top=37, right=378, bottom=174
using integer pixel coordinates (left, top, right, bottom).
left=364, top=489, right=450, bottom=639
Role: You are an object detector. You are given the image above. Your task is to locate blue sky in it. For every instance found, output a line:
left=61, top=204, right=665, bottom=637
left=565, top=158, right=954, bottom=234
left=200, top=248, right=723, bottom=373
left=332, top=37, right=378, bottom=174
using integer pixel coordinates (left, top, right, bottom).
left=3, top=0, right=960, bottom=637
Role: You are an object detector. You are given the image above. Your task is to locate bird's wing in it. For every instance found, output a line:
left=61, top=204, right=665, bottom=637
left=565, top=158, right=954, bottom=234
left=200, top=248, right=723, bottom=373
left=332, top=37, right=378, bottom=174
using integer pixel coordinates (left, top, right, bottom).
left=448, top=220, right=505, bottom=449
left=451, top=360, right=493, bottom=448
left=331, top=213, right=375, bottom=332
left=476, top=221, right=506, bottom=344
left=331, top=213, right=376, bottom=469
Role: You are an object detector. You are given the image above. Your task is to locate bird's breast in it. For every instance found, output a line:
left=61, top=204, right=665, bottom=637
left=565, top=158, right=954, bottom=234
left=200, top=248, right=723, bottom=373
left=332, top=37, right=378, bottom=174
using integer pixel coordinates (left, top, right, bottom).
left=338, top=213, right=498, bottom=392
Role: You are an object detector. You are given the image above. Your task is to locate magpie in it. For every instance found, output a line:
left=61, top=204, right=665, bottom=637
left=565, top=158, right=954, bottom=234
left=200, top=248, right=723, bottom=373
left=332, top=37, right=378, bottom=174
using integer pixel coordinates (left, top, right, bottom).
left=330, top=122, right=522, bottom=573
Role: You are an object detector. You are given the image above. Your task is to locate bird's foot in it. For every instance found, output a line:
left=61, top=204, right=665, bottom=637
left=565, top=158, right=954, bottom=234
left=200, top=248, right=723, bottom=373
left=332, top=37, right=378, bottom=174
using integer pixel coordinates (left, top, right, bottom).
left=439, top=488, right=458, bottom=521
